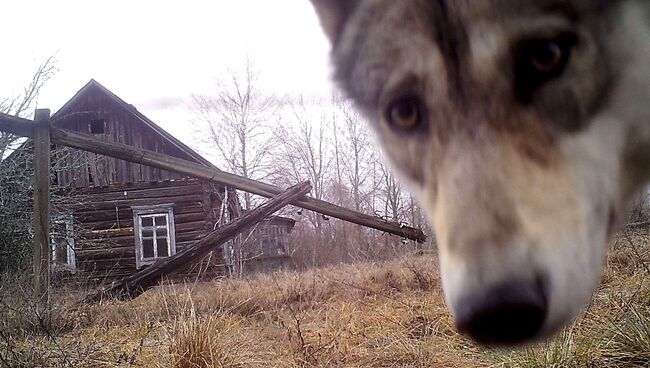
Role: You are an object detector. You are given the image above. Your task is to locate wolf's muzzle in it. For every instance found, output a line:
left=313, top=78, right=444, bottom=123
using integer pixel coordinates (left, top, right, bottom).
left=455, top=277, right=548, bottom=345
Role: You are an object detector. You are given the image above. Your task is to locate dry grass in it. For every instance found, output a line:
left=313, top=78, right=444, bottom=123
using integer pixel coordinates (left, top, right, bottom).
left=0, top=234, right=648, bottom=367
left=167, top=307, right=252, bottom=368
left=489, top=231, right=650, bottom=368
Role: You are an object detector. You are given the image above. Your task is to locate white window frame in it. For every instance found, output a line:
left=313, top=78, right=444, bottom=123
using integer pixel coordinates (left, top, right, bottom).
left=51, top=213, right=76, bottom=273
left=132, top=204, right=176, bottom=269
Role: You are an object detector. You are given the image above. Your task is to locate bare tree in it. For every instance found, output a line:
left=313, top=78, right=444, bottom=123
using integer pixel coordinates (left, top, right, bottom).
left=271, top=97, right=334, bottom=266
left=381, top=165, right=404, bottom=223
left=328, top=98, right=385, bottom=259
left=0, top=56, right=58, bottom=270
left=272, top=98, right=331, bottom=203
left=337, top=99, right=377, bottom=213
left=190, top=60, right=282, bottom=276
left=0, top=55, right=57, bottom=160
left=191, top=59, right=278, bottom=210
left=272, top=96, right=428, bottom=266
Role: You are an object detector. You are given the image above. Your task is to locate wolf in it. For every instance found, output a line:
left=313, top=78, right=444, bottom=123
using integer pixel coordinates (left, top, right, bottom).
left=308, top=0, right=650, bottom=345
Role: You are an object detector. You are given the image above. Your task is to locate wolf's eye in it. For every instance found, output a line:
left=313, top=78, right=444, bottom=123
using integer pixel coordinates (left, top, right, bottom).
left=531, top=41, right=564, bottom=73
left=515, top=33, right=577, bottom=101
left=386, top=96, right=424, bottom=132
left=522, top=38, right=574, bottom=79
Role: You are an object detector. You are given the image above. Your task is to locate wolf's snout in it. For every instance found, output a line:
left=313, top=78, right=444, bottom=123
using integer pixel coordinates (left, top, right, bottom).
left=455, top=278, right=548, bottom=345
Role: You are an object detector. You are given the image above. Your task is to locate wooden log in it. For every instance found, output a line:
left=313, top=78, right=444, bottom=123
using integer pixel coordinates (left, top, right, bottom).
left=74, top=203, right=205, bottom=223
left=64, top=194, right=203, bottom=211
left=80, top=258, right=137, bottom=271
left=82, top=211, right=206, bottom=230
left=0, top=113, right=35, bottom=137
left=0, top=114, right=426, bottom=242
left=86, top=181, right=312, bottom=301
left=32, top=109, right=51, bottom=304
left=74, top=183, right=205, bottom=202
left=77, top=178, right=202, bottom=194
left=77, top=246, right=135, bottom=261
left=82, top=220, right=208, bottom=239
left=625, top=221, right=650, bottom=230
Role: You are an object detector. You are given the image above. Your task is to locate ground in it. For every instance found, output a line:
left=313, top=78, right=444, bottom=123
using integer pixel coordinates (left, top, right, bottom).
left=0, top=233, right=648, bottom=367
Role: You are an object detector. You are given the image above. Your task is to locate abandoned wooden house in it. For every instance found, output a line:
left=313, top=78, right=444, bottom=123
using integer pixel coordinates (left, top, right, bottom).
left=226, top=215, right=295, bottom=273
left=12, top=79, right=295, bottom=282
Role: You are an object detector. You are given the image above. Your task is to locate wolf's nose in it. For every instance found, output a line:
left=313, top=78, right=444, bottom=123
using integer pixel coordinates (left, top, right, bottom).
left=455, top=279, right=547, bottom=345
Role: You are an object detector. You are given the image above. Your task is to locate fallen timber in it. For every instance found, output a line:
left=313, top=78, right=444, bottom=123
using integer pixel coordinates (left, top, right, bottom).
left=0, top=113, right=426, bottom=242
left=87, top=181, right=312, bottom=301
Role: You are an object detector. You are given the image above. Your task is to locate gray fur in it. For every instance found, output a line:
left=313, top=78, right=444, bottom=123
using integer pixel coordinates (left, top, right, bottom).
left=310, top=0, right=650, bottom=345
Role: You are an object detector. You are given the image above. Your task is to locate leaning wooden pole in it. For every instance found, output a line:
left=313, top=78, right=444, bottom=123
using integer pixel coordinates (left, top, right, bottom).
left=32, top=109, right=51, bottom=306
left=0, top=113, right=426, bottom=242
left=87, top=181, right=312, bottom=301
left=50, top=128, right=425, bottom=242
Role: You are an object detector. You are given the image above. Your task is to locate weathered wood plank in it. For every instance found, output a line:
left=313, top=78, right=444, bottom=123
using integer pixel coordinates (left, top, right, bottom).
left=33, top=109, right=51, bottom=302
left=118, top=122, right=127, bottom=183
left=83, top=227, right=134, bottom=238
left=77, top=246, right=135, bottom=260
left=65, top=194, right=203, bottom=211
left=76, top=178, right=203, bottom=194
left=73, top=203, right=205, bottom=224
left=82, top=211, right=207, bottom=230
left=82, top=219, right=208, bottom=240
left=80, top=258, right=137, bottom=270
left=79, top=228, right=210, bottom=248
left=0, top=113, right=34, bottom=136
left=87, top=181, right=312, bottom=301
left=78, top=183, right=204, bottom=202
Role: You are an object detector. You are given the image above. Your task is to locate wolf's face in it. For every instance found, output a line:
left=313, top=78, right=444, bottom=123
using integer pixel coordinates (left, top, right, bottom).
left=310, top=0, right=650, bottom=345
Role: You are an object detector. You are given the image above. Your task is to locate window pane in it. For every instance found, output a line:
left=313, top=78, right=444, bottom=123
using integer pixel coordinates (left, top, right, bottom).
left=154, top=216, right=167, bottom=226
left=142, top=217, right=153, bottom=227
left=142, top=229, right=154, bottom=238
left=142, top=239, right=154, bottom=258
left=157, top=229, right=167, bottom=238
left=157, top=238, right=168, bottom=257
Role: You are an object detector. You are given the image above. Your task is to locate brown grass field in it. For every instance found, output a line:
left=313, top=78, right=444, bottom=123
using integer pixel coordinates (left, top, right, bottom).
left=0, top=233, right=648, bottom=367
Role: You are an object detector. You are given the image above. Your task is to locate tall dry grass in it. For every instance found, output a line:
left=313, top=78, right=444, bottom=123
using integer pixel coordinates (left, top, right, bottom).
left=490, top=230, right=650, bottom=368
left=0, top=232, right=648, bottom=367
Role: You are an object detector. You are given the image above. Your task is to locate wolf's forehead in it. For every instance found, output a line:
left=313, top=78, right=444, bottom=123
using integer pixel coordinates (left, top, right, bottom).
left=332, top=0, right=609, bottom=110
left=330, top=0, right=507, bottom=108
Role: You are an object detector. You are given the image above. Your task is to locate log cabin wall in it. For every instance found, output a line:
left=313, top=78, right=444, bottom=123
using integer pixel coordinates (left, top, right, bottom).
left=63, top=178, right=228, bottom=283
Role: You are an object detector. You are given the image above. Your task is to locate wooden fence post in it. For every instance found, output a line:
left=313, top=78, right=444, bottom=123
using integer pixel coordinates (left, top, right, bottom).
left=33, top=108, right=51, bottom=306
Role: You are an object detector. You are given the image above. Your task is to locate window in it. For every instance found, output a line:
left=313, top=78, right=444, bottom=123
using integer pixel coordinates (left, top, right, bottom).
left=51, top=213, right=76, bottom=272
left=132, top=204, right=176, bottom=269
left=89, top=119, right=105, bottom=134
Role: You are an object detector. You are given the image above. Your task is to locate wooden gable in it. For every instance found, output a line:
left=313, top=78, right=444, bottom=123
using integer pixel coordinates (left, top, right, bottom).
left=52, top=80, right=210, bottom=188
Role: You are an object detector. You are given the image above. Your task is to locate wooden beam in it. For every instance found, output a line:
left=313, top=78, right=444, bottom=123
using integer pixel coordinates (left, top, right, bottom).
left=32, top=109, right=51, bottom=303
left=88, top=181, right=312, bottom=301
left=0, top=112, right=35, bottom=137
left=624, top=221, right=650, bottom=230
left=0, top=114, right=426, bottom=242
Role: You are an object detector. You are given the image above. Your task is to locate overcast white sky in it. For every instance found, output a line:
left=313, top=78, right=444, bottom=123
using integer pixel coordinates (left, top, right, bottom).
left=0, top=0, right=335, bottom=145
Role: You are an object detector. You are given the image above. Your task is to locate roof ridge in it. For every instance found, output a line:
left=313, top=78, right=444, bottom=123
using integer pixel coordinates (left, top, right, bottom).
left=51, top=79, right=219, bottom=169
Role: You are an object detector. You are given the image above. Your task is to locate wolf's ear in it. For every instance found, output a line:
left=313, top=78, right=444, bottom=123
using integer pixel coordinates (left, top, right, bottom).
left=309, top=0, right=359, bottom=44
